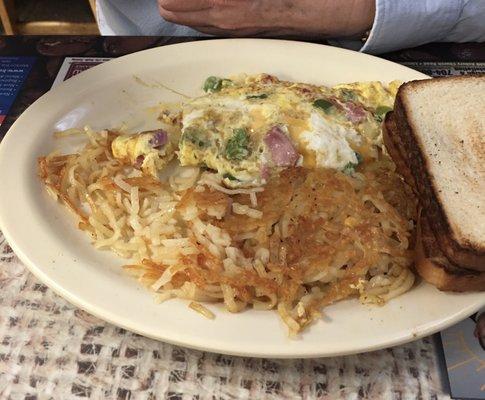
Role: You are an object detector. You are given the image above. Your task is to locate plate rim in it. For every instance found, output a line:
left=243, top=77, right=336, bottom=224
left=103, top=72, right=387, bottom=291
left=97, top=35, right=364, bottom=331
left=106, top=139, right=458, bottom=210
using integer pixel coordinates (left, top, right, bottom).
left=1, top=38, right=483, bottom=358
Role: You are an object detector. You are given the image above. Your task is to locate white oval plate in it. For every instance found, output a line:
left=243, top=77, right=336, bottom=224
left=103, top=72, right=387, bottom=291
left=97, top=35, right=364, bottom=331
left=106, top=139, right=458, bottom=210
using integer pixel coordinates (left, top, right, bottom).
left=0, top=39, right=483, bottom=358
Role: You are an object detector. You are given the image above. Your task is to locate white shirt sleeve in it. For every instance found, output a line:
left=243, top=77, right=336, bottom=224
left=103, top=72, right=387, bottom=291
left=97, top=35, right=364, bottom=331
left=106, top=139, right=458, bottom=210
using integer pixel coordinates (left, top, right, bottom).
left=360, top=0, right=485, bottom=54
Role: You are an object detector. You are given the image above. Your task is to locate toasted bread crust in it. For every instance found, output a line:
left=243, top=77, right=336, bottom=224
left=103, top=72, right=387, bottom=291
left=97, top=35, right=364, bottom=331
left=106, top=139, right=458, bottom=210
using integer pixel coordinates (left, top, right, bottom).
left=394, top=78, right=485, bottom=271
left=383, top=113, right=416, bottom=190
left=416, top=214, right=485, bottom=292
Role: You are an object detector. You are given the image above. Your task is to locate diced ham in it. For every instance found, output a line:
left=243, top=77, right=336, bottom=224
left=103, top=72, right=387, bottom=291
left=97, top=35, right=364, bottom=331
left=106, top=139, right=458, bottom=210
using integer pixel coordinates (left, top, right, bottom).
left=264, top=126, right=299, bottom=167
left=260, top=73, right=279, bottom=84
left=134, top=155, right=145, bottom=168
left=148, top=129, right=168, bottom=149
left=260, top=164, right=270, bottom=180
left=343, top=102, right=367, bottom=124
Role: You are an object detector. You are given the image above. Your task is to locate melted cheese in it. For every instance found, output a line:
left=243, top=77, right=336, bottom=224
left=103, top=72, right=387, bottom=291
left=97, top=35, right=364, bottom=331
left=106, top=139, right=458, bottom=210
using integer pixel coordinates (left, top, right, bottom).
left=249, top=109, right=268, bottom=132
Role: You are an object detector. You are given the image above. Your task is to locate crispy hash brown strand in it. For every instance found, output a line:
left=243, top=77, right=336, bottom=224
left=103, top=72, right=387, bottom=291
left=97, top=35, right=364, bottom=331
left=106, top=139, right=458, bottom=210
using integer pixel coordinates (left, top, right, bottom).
left=38, top=128, right=416, bottom=335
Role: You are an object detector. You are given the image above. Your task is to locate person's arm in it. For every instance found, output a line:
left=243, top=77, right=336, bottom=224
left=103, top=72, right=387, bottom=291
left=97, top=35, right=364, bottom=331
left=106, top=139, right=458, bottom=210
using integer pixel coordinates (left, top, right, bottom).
left=97, top=0, right=204, bottom=36
left=156, top=0, right=485, bottom=54
left=99, top=0, right=485, bottom=53
left=359, top=0, right=485, bottom=54
left=157, top=0, right=375, bottom=39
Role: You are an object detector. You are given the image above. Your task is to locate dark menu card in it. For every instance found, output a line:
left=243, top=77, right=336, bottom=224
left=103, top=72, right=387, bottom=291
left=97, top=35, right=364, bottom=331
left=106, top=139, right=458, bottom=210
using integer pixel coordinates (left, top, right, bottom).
left=0, top=57, right=36, bottom=126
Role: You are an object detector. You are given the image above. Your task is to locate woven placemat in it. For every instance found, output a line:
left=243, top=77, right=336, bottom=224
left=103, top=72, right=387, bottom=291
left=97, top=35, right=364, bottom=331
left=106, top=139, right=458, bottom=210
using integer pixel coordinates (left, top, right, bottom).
left=0, top=232, right=450, bottom=400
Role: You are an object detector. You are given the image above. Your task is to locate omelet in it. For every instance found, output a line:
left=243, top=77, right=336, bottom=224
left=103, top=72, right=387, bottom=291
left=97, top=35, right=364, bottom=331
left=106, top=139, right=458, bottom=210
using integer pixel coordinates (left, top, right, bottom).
left=111, top=129, right=175, bottom=177
left=179, top=74, right=399, bottom=186
left=110, top=74, right=399, bottom=185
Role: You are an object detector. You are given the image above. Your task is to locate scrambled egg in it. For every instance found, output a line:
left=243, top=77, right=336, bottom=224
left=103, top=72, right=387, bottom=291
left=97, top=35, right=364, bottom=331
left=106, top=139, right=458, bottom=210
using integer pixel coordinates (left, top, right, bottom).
left=111, top=74, right=399, bottom=186
left=112, top=129, right=175, bottom=177
left=179, top=74, right=398, bottom=186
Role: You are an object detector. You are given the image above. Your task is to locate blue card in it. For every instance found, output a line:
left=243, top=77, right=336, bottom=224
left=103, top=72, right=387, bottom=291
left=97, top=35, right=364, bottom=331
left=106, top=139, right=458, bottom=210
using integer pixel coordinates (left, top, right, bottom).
left=0, top=57, right=36, bottom=126
left=441, top=313, right=485, bottom=399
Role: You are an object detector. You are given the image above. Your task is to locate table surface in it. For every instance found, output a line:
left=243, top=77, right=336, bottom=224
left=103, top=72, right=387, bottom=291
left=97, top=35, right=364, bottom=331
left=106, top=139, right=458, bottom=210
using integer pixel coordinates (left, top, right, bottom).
left=1, top=36, right=483, bottom=400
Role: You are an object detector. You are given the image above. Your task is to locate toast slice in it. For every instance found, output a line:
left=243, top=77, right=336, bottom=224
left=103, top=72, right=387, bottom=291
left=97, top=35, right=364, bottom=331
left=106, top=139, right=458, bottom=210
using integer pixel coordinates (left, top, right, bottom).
left=384, top=110, right=485, bottom=291
left=393, top=76, right=485, bottom=271
left=416, top=214, right=485, bottom=292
